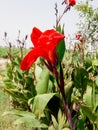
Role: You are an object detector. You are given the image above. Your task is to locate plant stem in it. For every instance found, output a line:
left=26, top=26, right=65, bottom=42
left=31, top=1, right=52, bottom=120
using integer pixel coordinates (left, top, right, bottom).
left=55, top=64, right=76, bottom=130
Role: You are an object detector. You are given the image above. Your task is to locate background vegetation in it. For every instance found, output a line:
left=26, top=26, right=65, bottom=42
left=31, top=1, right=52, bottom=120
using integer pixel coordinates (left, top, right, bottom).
left=0, top=0, right=98, bottom=130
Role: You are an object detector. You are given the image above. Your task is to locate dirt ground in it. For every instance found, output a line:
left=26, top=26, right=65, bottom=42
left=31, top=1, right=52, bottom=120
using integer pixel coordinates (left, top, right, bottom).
left=0, top=58, right=9, bottom=79
left=0, top=58, right=9, bottom=69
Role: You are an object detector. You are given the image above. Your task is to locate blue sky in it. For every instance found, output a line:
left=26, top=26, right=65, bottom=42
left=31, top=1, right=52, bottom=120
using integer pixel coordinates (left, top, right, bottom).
left=0, top=0, right=97, bottom=47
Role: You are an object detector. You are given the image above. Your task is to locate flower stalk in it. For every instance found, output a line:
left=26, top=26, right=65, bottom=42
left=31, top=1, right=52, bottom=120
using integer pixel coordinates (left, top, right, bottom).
left=53, top=63, right=77, bottom=130
left=20, top=25, right=78, bottom=129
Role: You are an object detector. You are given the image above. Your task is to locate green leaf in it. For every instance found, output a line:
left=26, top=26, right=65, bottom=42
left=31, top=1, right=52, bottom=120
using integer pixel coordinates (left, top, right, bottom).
left=51, top=115, right=58, bottom=130
left=81, top=104, right=97, bottom=122
left=3, top=110, right=47, bottom=128
left=14, top=117, right=47, bottom=128
left=4, top=88, right=28, bottom=103
left=64, top=81, right=73, bottom=94
left=51, top=110, right=68, bottom=130
left=48, top=125, right=55, bottom=130
left=3, top=79, right=16, bottom=89
left=6, top=63, right=13, bottom=79
left=72, top=67, right=88, bottom=94
left=85, top=57, right=92, bottom=69
left=83, top=85, right=92, bottom=107
left=62, top=128, right=70, bottom=130
left=3, top=109, right=35, bottom=117
left=76, top=119, right=85, bottom=130
left=96, top=75, right=98, bottom=87
left=57, top=109, right=66, bottom=130
left=64, top=81, right=73, bottom=104
left=56, top=25, right=66, bottom=62
left=35, top=65, right=42, bottom=80
left=31, top=93, right=56, bottom=117
left=36, top=68, right=50, bottom=94
left=15, top=69, right=23, bottom=79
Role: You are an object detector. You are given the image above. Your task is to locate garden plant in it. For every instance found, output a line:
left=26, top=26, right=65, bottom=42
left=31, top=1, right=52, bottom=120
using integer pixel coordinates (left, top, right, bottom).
left=1, top=0, right=98, bottom=130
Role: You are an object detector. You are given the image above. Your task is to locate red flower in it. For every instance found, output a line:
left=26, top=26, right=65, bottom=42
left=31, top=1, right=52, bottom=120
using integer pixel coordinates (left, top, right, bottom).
left=20, top=27, right=65, bottom=70
left=68, top=0, right=76, bottom=6
left=76, top=34, right=85, bottom=44
left=62, top=0, right=76, bottom=6
left=76, top=34, right=81, bottom=40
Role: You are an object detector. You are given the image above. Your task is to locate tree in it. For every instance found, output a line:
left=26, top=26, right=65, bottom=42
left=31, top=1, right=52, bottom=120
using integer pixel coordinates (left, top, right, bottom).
left=75, top=0, right=98, bottom=52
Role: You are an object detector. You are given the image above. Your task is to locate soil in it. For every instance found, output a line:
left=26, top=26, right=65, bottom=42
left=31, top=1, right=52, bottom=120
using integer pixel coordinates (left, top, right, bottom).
left=0, top=58, right=8, bottom=70
left=0, top=58, right=9, bottom=79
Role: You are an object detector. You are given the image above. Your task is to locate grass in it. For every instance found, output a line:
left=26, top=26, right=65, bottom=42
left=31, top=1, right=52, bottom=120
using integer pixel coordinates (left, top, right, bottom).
left=0, top=47, right=8, bottom=58
left=0, top=47, right=29, bottom=58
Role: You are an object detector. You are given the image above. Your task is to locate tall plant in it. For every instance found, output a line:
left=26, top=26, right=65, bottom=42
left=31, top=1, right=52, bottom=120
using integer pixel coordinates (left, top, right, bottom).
left=75, top=0, right=98, bottom=51
left=2, top=0, right=98, bottom=130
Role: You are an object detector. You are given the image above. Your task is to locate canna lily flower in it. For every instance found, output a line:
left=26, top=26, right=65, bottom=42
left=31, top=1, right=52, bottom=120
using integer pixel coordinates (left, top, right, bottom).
left=62, top=0, right=76, bottom=6
left=20, top=27, right=65, bottom=70
left=68, top=0, right=76, bottom=6
left=76, top=34, right=85, bottom=44
left=76, top=34, right=81, bottom=39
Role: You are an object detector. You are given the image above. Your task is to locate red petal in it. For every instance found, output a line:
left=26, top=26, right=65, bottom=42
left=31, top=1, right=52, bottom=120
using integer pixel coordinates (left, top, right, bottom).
left=20, top=49, right=37, bottom=70
left=45, top=32, right=65, bottom=51
left=42, top=29, right=65, bottom=41
left=42, top=29, right=56, bottom=36
left=68, top=0, right=76, bottom=6
left=20, top=47, right=49, bottom=70
left=20, top=28, right=65, bottom=70
left=30, top=27, right=42, bottom=47
left=39, top=30, right=65, bottom=49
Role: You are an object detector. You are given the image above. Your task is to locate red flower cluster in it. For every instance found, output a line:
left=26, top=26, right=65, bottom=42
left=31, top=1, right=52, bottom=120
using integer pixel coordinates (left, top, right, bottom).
left=20, top=27, right=65, bottom=70
left=62, top=0, right=76, bottom=6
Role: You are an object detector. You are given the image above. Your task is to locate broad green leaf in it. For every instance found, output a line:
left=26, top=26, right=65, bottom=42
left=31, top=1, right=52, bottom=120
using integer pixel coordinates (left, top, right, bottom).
left=62, top=128, right=70, bottom=130
left=36, top=68, right=50, bottom=94
left=14, top=117, right=47, bottom=128
left=64, top=81, right=73, bottom=105
left=64, top=81, right=73, bottom=96
left=81, top=104, right=97, bottom=122
left=72, top=67, right=88, bottom=94
left=32, top=93, right=56, bottom=117
left=94, top=93, right=98, bottom=113
left=35, top=65, right=42, bottom=80
left=3, top=110, right=47, bottom=128
left=85, top=57, right=92, bottom=69
left=92, top=59, right=98, bottom=68
left=56, top=25, right=66, bottom=62
left=3, top=109, right=35, bottom=117
left=76, top=119, right=85, bottom=130
left=83, top=85, right=92, bottom=107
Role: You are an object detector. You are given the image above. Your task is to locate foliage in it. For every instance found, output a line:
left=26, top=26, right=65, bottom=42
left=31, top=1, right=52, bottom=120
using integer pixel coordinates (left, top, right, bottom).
left=2, top=29, right=98, bottom=130
left=0, top=47, right=23, bottom=58
left=75, top=0, right=98, bottom=51
left=1, top=1, right=98, bottom=130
